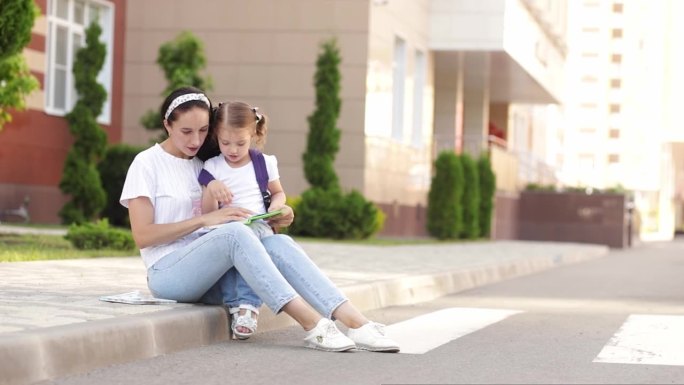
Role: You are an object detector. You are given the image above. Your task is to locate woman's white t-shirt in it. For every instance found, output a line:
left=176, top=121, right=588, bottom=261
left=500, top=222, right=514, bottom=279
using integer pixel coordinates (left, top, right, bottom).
left=120, top=144, right=204, bottom=269
left=203, top=153, right=280, bottom=215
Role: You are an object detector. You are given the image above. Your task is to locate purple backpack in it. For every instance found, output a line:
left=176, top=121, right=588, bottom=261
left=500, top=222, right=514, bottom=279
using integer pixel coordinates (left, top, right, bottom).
left=198, top=149, right=271, bottom=210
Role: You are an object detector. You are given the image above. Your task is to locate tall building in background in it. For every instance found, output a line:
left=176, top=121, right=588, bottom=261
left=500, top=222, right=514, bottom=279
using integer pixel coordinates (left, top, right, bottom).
left=561, top=0, right=683, bottom=240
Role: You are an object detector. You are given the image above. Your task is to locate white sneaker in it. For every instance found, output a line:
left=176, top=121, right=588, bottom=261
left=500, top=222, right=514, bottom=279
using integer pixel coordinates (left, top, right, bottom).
left=347, top=321, right=400, bottom=352
left=304, top=318, right=356, bottom=352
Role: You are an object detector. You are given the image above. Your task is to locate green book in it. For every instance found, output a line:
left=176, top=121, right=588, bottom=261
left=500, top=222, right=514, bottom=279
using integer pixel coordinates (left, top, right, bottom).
left=242, top=209, right=285, bottom=225
left=203, top=209, right=284, bottom=231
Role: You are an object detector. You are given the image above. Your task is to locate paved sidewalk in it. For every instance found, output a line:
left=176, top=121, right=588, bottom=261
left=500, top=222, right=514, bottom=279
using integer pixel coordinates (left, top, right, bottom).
left=0, top=232, right=609, bottom=385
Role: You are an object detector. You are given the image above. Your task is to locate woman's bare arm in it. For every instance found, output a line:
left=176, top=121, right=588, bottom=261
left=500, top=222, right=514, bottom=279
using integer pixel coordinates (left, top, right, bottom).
left=128, top=196, right=252, bottom=249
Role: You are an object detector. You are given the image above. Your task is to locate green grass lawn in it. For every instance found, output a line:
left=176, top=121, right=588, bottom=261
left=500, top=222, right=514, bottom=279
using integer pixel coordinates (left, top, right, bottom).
left=0, top=233, right=138, bottom=262
left=0, top=228, right=453, bottom=263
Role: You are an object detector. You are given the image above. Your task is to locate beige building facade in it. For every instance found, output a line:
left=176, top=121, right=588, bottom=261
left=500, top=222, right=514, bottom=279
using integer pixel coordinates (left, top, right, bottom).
left=121, top=0, right=567, bottom=236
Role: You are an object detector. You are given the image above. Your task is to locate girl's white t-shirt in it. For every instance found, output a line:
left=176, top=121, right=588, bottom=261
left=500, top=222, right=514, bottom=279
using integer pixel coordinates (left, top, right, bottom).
left=119, top=144, right=204, bottom=269
left=203, top=153, right=280, bottom=215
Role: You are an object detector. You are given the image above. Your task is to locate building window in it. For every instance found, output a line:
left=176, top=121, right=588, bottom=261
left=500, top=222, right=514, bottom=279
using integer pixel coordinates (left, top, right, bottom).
left=611, top=53, right=622, bottom=64
left=611, top=28, right=623, bottom=39
left=579, top=154, right=595, bottom=171
left=581, top=75, right=598, bottom=83
left=609, top=128, right=620, bottom=139
left=610, top=79, right=621, bottom=89
left=612, top=3, right=623, bottom=13
left=45, top=0, right=114, bottom=124
left=609, top=104, right=621, bottom=114
left=608, top=154, right=620, bottom=163
left=391, top=36, right=406, bottom=141
left=411, top=50, right=426, bottom=147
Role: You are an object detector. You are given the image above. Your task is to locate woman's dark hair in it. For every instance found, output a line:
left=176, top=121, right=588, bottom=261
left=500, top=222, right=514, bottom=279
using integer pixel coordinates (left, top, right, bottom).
left=160, top=86, right=211, bottom=124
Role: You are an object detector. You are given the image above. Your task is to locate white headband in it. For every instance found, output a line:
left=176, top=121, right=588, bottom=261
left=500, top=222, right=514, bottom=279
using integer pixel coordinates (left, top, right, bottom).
left=164, top=93, right=210, bottom=120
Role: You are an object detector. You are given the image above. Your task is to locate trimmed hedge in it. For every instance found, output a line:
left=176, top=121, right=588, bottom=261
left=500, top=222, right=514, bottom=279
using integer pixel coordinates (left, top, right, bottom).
left=65, top=219, right=135, bottom=250
left=477, top=154, right=496, bottom=238
left=426, top=151, right=464, bottom=239
left=459, top=153, right=480, bottom=239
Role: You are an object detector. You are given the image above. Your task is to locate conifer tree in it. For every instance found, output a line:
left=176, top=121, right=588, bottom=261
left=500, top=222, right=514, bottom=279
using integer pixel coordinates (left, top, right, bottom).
left=289, top=38, right=384, bottom=239
left=303, top=38, right=341, bottom=190
left=140, top=31, right=212, bottom=139
left=59, top=22, right=107, bottom=224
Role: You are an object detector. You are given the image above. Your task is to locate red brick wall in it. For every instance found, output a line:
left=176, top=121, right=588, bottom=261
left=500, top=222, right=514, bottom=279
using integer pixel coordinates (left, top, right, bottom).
left=0, top=0, right=127, bottom=223
left=376, top=202, right=429, bottom=238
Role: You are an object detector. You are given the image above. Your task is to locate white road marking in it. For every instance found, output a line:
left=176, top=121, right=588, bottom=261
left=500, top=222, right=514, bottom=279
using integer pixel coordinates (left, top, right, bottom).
left=594, top=314, right=684, bottom=366
left=385, top=307, right=522, bottom=354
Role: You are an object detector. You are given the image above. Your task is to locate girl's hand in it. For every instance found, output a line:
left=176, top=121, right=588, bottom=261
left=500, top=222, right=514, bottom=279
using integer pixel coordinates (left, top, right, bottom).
left=207, top=180, right=233, bottom=206
left=203, top=206, right=252, bottom=227
left=267, top=205, right=294, bottom=228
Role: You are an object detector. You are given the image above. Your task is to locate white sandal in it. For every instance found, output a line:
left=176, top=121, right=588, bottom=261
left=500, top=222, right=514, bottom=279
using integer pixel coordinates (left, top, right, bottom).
left=228, top=306, right=259, bottom=340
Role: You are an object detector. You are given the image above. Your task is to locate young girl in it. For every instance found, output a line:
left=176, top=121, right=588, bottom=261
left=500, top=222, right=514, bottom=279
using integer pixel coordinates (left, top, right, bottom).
left=199, top=101, right=280, bottom=339
left=198, top=100, right=400, bottom=352
left=201, top=101, right=282, bottom=237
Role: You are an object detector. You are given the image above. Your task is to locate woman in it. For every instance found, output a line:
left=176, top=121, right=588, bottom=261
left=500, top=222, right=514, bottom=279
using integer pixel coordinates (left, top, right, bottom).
left=120, top=86, right=399, bottom=352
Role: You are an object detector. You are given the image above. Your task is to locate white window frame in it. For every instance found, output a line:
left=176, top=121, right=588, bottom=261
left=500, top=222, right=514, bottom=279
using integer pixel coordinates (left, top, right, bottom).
left=391, top=36, right=407, bottom=142
left=45, top=0, right=114, bottom=125
left=411, top=49, right=426, bottom=148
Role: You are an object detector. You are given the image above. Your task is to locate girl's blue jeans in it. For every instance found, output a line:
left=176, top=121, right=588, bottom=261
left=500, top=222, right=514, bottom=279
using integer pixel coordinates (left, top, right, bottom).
left=219, top=221, right=279, bottom=311
left=146, top=222, right=347, bottom=319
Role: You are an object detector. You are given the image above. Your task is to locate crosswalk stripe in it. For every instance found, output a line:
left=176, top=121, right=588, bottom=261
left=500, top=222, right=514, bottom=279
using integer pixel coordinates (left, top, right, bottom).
left=385, top=307, right=522, bottom=354
left=594, top=314, right=684, bottom=366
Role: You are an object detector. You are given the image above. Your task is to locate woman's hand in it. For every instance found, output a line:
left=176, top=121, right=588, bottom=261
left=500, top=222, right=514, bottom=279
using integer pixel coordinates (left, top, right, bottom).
left=203, top=206, right=253, bottom=227
left=207, top=180, right=233, bottom=206
left=266, top=204, right=294, bottom=228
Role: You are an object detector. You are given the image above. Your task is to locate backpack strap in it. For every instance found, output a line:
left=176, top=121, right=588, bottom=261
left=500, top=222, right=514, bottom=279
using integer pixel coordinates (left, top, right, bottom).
left=249, top=148, right=271, bottom=210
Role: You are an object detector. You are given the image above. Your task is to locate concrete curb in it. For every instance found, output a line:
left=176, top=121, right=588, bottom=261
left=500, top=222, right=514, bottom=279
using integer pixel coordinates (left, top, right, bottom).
left=0, top=245, right=608, bottom=385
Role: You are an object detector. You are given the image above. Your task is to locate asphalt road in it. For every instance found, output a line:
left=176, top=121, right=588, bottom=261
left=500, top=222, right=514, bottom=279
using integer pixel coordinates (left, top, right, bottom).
left=42, top=238, right=684, bottom=385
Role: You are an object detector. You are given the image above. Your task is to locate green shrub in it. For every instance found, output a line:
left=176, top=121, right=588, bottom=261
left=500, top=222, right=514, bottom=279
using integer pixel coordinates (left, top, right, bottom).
left=524, top=183, right=555, bottom=191
left=426, top=151, right=464, bottom=239
left=98, top=144, right=143, bottom=227
left=65, top=219, right=135, bottom=250
left=460, top=153, right=480, bottom=239
left=0, top=0, right=40, bottom=130
left=288, top=188, right=338, bottom=238
left=289, top=188, right=383, bottom=239
left=0, top=0, right=38, bottom=60
left=477, top=154, right=496, bottom=238
left=336, top=190, right=384, bottom=239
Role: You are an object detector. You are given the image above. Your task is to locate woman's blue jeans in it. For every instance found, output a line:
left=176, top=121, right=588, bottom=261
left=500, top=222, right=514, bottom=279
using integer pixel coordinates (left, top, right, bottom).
left=146, top=222, right=347, bottom=318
